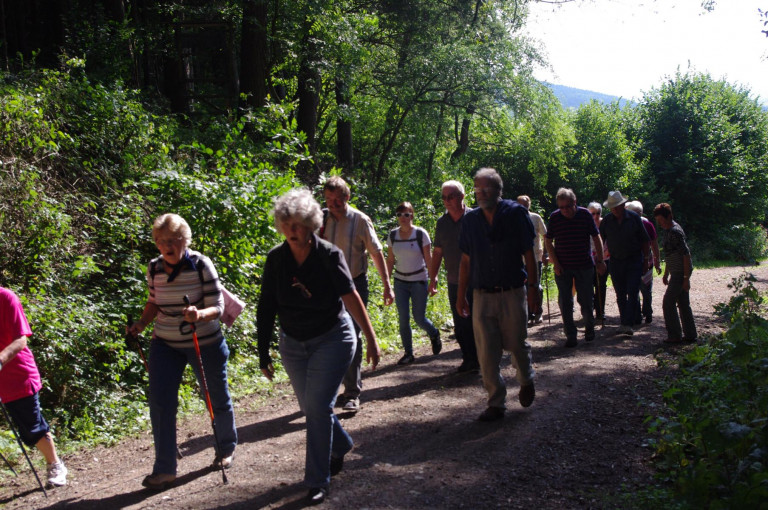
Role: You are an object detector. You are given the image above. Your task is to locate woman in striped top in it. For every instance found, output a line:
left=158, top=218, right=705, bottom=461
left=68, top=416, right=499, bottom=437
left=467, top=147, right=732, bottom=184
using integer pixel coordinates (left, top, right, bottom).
left=128, top=213, right=237, bottom=490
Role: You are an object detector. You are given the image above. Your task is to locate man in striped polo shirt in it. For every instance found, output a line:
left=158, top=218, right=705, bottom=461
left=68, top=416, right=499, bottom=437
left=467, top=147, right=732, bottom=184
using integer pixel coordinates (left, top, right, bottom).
left=544, top=188, right=607, bottom=347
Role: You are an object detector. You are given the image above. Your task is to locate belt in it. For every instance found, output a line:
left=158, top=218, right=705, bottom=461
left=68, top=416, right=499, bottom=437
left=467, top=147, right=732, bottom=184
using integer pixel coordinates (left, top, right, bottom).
left=477, top=286, right=511, bottom=293
left=395, top=268, right=425, bottom=277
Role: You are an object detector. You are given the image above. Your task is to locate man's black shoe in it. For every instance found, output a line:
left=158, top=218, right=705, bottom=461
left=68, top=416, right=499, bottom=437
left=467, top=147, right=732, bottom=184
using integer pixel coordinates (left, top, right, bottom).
left=307, top=487, right=328, bottom=505
left=456, top=361, right=480, bottom=374
left=478, top=407, right=505, bottom=422
left=519, top=382, right=535, bottom=408
left=429, top=332, right=442, bottom=355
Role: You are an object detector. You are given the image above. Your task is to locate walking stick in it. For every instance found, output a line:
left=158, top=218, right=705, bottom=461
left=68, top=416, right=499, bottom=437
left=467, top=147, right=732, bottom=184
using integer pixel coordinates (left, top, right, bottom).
left=0, top=400, right=47, bottom=497
left=1, top=450, right=18, bottom=475
left=181, top=296, right=228, bottom=484
left=544, top=264, right=551, bottom=325
left=126, top=315, right=183, bottom=461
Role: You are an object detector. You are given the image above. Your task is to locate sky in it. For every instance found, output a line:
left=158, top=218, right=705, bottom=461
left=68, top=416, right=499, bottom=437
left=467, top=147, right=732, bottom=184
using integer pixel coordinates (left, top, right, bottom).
left=524, top=0, right=768, bottom=103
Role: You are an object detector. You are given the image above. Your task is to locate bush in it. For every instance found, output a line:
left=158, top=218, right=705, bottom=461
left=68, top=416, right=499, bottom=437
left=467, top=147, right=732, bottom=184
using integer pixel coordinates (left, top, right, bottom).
left=644, top=273, right=768, bottom=507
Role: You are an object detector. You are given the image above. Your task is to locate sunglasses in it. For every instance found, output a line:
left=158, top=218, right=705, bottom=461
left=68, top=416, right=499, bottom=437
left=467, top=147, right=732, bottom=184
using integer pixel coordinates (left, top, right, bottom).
left=396, top=212, right=412, bottom=218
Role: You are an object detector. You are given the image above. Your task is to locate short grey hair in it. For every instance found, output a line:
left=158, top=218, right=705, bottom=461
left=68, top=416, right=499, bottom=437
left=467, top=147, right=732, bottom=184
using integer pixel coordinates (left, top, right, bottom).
left=556, top=187, right=577, bottom=204
left=474, top=167, right=503, bottom=192
left=625, top=200, right=643, bottom=215
left=442, top=180, right=465, bottom=196
left=587, top=202, right=602, bottom=213
left=153, top=213, right=192, bottom=248
left=273, top=188, right=324, bottom=234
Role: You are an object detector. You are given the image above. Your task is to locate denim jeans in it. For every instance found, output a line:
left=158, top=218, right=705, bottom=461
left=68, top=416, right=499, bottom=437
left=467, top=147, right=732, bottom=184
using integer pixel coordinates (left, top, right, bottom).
left=149, top=337, right=237, bottom=475
left=447, top=283, right=478, bottom=365
left=662, top=275, right=698, bottom=340
left=341, top=273, right=369, bottom=399
left=279, top=314, right=356, bottom=489
left=555, top=266, right=595, bottom=340
left=394, top=278, right=439, bottom=356
left=635, top=274, right=654, bottom=323
left=609, top=254, right=643, bottom=327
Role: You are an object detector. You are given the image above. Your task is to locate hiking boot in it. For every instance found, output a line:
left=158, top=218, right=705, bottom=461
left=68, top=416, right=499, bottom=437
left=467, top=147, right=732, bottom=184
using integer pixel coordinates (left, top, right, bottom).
left=341, top=397, right=360, bottom=413
left=585, top=329, right=595, bottom=342
left=142, top=472, right=176, bottom=491
left=564, top=337, right=578, bottom=348
left=213, top=452, right=234, bottom=469
left=397, top=354, right=415, bottom=365
left=429, top=332, right=442, bottom=355
left=47, top=461, right=67, bottom=487
left=645, top=316, right=653, bottom=324
left=618, top=325, right=634, bottom=336
left=519, top=382, right=535, bottom=408
left=478, top=407, right=505, bottom=422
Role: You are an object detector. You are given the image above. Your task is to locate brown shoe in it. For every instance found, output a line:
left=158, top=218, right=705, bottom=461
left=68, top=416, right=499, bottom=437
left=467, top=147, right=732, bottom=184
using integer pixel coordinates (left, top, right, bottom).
left=142, top=472, right=176, bottom=491
left=519, top=382, right=535, bottom=408
left=477, top=407, right=505, bottom=422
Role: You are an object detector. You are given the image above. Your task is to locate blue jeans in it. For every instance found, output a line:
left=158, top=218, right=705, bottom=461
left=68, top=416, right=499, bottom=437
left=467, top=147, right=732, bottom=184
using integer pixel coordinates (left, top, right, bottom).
left=609, top=254, right=643, bottom=327
left=341, top=273, right=368, bottom=399
left=448, top=283, right=478, bottom=365
left=394, top=278, right=439, bottom=356
left=635, top=275, right=654, bottom=323
left=149, top=338, right=237, bottom=475
left=279, top=314, right=356, bottom=489
left=554, top=266, right=595, bottom=340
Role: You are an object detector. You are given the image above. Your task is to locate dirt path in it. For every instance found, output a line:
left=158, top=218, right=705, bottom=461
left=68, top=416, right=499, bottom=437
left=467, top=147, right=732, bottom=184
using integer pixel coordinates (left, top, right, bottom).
left=3, top=263, right=767, bottom=509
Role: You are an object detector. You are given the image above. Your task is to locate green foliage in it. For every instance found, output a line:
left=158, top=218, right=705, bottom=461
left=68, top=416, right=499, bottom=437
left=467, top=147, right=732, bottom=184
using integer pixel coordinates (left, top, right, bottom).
left=644, top=273, right=768, bottom=507
left=637, top=71, right=768, bottom=250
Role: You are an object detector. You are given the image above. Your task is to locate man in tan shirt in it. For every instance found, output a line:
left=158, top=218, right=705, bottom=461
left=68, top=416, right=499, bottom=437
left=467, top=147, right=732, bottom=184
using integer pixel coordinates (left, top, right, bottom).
left=322, top=176, right=394, bottom=413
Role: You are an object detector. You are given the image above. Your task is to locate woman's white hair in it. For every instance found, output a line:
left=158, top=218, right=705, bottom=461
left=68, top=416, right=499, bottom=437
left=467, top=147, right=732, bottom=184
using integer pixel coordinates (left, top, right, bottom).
left=273, top=188, right=324, bottom=234
left=625, top=200, right=643, bottom=215
left=587, top=202, right=602, bottom=213
left=153, top=213, right=192, bottom=248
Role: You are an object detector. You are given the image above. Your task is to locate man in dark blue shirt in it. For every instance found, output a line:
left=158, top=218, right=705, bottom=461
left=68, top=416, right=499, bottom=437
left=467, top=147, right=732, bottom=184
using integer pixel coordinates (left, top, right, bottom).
left=457, top=168, right=537, bottom=422
left=599, top=191, right=651, bottom=336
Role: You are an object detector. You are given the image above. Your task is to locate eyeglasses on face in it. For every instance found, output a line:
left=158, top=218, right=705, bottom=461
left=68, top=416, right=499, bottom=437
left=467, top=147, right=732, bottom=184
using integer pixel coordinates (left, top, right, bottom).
left=441, top=193, right=459, bottom=201
left=155, top=236, right=183, bottom=245
left=396, top=212, right=412, bottom=218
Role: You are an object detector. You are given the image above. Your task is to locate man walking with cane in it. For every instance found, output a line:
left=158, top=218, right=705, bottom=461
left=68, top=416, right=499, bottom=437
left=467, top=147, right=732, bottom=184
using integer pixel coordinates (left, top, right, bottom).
left=0, top=286, right=67, bottom=488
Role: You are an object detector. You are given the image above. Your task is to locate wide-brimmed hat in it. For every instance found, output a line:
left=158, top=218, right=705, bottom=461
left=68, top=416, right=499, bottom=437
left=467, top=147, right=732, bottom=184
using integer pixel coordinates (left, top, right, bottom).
left=603, top=191, right=628, bottom=209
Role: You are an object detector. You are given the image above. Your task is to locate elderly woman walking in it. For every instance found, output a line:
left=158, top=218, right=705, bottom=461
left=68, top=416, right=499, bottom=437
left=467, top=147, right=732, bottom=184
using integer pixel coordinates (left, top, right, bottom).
left=386, top=201, right=442, bottom=365
left=257, top=188, right=381, bottom=505
left=128, top=213, right=237, bottom=490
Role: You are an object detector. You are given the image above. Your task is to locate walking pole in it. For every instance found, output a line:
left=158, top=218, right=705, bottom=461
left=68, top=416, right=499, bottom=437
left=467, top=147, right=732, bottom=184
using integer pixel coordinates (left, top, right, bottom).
left=182, top=296, right=228, bottom=484
left=1, top=450, right=18, bottom=476
left=544, top=264, right=551, bottom=325
left=126, top=315, right=183, bottom=461
left=0, top=400, right=47, bottom=497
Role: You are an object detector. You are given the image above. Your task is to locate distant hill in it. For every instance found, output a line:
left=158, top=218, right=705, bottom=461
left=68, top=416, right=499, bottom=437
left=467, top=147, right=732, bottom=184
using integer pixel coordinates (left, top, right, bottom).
left=544, top=83, right=635, bottom=109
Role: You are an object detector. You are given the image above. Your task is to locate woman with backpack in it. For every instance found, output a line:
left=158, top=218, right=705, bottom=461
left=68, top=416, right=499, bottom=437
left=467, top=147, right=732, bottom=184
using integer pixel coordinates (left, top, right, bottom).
left=127, top=213, right=237, bottom=490
left=386, top=202, right=442, bottom=365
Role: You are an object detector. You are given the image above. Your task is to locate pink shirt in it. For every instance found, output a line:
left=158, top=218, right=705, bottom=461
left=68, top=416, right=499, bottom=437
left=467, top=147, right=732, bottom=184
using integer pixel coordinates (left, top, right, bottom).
left=0, top=287, right=42, bottom=403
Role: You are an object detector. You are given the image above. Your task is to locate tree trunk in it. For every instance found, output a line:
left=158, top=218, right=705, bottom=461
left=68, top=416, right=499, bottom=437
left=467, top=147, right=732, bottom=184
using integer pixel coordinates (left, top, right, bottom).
left=335, top=78, right=353, bottom=172
left=295, top=25, right=320, bottom=182
left=451, top=105, right=474, bottom=161
left=240, top=0, right=268, bottom=108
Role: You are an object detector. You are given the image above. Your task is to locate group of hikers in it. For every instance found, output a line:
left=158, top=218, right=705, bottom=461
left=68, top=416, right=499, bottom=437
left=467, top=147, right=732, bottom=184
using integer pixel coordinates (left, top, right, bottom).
left=0, top=167, right=697, bottom=505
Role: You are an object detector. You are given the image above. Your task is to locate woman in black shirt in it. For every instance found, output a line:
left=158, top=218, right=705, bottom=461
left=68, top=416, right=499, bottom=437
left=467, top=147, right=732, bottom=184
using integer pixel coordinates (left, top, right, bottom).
left=257, top=188, right=381, bottom=505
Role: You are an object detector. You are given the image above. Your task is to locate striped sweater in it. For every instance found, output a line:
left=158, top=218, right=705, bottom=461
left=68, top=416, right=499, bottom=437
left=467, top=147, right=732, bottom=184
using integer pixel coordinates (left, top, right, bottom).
left=147, top=250, right=225, bottom=348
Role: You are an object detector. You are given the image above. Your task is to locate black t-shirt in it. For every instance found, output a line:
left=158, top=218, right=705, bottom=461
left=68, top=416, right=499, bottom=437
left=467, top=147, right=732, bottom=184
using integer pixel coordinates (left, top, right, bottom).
left=257, top=234, right=355, bottom=367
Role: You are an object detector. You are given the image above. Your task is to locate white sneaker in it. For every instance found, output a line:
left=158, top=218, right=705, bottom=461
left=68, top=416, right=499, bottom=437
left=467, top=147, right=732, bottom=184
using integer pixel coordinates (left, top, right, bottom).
left=213, top=453, right=234, bottom=469
left=47, top=461, right=68, bottom=487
